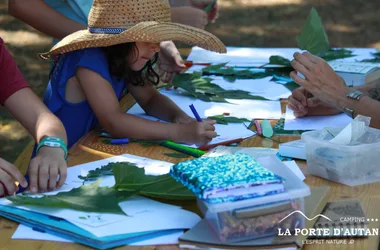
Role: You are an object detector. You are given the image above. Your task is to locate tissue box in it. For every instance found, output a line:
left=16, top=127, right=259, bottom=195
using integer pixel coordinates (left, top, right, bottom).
left=302, top=127, right=380, bottom=186
left=197, top=155, right=310, bottom=243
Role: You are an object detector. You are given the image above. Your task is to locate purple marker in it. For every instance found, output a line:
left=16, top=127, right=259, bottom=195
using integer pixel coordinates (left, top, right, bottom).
left=110, top=138, right=130, bottom=145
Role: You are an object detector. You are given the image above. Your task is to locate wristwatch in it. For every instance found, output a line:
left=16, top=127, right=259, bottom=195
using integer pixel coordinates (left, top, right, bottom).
left=343, top=90, right=365, bottom=118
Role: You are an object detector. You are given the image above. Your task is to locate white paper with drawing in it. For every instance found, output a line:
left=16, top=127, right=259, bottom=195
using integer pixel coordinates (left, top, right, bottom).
left=0, top=154, right=201, bottom=237
left=284, top=106, right=352, bottom=130
left=187, top=46, right=379, bottom=66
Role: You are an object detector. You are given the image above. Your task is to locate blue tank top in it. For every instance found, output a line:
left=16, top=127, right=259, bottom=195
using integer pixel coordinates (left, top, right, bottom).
left=20, top=48, right=126, bottom=192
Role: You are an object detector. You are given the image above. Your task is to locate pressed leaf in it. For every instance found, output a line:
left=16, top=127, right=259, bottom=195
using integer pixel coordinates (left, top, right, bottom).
left=207, top=114, right=251, bottom=125
left=7, top=179, right=135, bottom=215
left=78, top=163, right=113, bottom=180
left=163, top=153, right=190, bottom=159
left=112, top=163, right=194, bottom=200
left=317, top=48, right=355, bottom=61
left=172, top=73, right=270, bottom=102
left=296, top=7, right=329, bottom=54
left=360, top=52, right=380, bottom=63
left=269, top=56, right=291, bottom=66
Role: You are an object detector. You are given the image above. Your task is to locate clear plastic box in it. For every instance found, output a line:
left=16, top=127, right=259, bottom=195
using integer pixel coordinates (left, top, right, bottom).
left=197, top=155, right=310, bottom=243
left=302, top=127, right=380, bottom=186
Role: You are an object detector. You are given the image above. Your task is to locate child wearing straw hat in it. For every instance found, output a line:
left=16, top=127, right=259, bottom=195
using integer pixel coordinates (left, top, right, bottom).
left=36, top=0, right=226, bottom=151
left=9, top=0, right=218, bottom=83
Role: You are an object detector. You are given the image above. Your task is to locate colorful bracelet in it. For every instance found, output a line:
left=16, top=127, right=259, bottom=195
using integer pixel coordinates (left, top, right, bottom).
left=36, top=136, right=68, bottom=161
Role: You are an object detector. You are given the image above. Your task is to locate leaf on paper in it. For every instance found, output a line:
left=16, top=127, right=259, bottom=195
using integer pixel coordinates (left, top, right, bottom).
left=207, top=114, right=251, bottom=125
left=172, top=73, right=269, bottom=102
left=360, top=52, right=380, bottom=63
left=163, top=153, right=190, bottom=159
left=317, top=48, right=355, bottom=61
left=7, top=179, right=135, bottom=215
left=296, top=7, right=329, bottom=54
left=269, top=56, right=291, bottom=66
left=78, top=163, right=114, bottom=180
left=112, top=163, right=195, bottom=200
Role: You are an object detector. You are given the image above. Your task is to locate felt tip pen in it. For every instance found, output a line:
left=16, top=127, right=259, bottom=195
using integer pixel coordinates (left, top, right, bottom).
left=109, top=138, right=130, bottom=145
left=204, top=0, right=216, bottom=12
left=189, top=104, right=203, bottom=122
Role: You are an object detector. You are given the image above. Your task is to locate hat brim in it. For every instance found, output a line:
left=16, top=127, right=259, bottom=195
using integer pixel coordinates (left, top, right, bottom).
left=40, top=21, right=226, bottom=58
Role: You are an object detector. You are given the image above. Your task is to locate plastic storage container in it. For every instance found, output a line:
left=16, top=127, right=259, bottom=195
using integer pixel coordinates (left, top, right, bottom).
left=302, top=127, right=380, bottom=186
left=197, top=155, right=310, bottom=243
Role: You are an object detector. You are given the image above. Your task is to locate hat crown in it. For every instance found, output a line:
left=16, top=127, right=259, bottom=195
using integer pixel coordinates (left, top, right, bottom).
left=88, top=0, right=171, bottom=29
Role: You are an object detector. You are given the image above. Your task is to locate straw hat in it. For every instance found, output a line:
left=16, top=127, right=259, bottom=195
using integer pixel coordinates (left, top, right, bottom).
left=40, top=0, right=226, bottom=58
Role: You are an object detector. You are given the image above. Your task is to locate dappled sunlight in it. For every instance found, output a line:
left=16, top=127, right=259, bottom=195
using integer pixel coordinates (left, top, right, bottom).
left=0, top=29, right=52, bottom=47
left=0, top=122, right=29, bottom=140
left=219, top=0, right=302, bottom=8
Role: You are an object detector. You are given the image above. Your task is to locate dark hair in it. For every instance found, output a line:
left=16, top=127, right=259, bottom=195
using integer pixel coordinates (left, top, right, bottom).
left=102, top=42, right=160, bottom=86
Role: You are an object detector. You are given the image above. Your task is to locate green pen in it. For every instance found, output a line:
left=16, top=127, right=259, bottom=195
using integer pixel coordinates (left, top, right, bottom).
left=204, top=0, right=216, bottom=13
left=160, top=141, right=206, bottom=158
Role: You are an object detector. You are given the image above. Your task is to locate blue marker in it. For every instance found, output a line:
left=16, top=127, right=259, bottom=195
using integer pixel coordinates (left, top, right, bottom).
left=189, top=104, right=203, bottom=122
left=110, top=138, right=130, bottom=145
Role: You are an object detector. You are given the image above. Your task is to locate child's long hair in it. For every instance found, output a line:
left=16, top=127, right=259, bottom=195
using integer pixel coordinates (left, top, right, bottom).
left=103, top=42, right=160, bottom=86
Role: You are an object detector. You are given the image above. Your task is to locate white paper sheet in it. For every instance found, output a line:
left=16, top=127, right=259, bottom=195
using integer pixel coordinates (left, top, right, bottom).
left=12, top=224, right=184, bottom=246
left=284, top=107, right=352, bottom=131
left=210, top=76, right=291, bottom=101
left=0, top=154, right=201, bottom=238
left=187, top=47, right=379, bottom=66
left=283, top=161, right=306, bottom=181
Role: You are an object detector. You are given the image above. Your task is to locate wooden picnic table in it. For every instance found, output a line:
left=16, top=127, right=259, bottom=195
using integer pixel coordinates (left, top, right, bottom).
left=1, top=49, right=380, bottom=250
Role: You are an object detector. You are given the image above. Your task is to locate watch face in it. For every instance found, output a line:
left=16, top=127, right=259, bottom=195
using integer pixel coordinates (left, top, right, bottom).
left=44, top=141, right=61, bottom=147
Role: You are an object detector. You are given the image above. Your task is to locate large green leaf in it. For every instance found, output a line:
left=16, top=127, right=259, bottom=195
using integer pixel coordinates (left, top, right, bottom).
left=7, top=179, right=135, bottom=215
left=360, top=52, right=380, bottom=63
left=296, top=7, right=329, bottom=54
left=112, top=163, right=195, bottom=200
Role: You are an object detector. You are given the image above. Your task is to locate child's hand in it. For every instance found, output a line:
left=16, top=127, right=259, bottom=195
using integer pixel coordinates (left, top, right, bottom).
left=28, top=147, right=67, bottom=193
left=178, top=120, right=217, bottom=146
left=0, top=158, right=28, bottom=197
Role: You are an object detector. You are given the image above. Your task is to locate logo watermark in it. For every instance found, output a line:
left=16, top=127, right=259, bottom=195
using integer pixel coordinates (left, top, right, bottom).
left=277, top=210, right=379, bottom=244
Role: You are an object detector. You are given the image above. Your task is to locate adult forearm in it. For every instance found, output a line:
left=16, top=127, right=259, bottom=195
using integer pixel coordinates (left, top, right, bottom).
left=341, top=96, right=380, bottom=129
left=354, top=79, right=380, bottom=97
left=143, top=93, right=190, bottom=122
left=9, top=0, right=85, bottom=39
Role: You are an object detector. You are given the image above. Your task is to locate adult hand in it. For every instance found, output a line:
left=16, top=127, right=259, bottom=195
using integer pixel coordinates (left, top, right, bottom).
left=157, top=41, right=186, bottom=87
left=28, top=146, right=67, bottom=193
left=190, top=0, right=219, bottom=23
left=288, top=87, right=341, bottom=118
left=171, top=6, right=209, bottom=29
left=289, top=52, right=350, bottom=110
left=0, top=158, right=28, bottom=197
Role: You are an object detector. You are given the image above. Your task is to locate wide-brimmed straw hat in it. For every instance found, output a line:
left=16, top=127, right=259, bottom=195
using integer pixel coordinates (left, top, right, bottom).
left=40, top=0, right=226, bottom=58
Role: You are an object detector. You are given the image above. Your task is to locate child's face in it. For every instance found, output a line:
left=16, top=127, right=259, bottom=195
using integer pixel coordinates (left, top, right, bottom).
left=129, top=42, right=160, bottom=71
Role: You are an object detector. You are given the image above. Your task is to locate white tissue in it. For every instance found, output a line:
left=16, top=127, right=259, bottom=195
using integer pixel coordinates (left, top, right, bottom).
left=329, top=115, right=371, bottom=145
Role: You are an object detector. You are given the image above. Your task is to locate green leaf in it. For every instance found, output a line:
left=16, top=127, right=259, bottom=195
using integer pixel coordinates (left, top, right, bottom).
left=78, top=164, right=113, bottom=180
left=207, top=114, right=251, bottom=125
left=269, top=56, right=291, bottom=66
left=360, top=52, right=380, bottom=63
left=163, top=153, right=190, bottom=159
left=317, top=48, right=355, bottom=61
left=296, top=7, right=329, bottom=54
left=7, top=179, right=135, bottom=215
left=112, top=163, right=194, bottom=200
left=172, top=73, right=270, bottom=102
